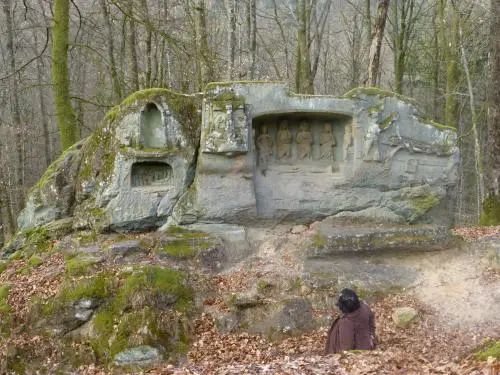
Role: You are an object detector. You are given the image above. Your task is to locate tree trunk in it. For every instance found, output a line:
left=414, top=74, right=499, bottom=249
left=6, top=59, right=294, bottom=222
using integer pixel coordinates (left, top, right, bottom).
left=368, top=0, right=389, bottom=87
left=295, top=0, right=314, bottom=94
left=100, top=0, right=122, bottom=100
left=482, top=0, right=500, bottom=225
left=226, top=0, right=237, bottom=80
left=3, top=0, right=25, bottom=212
left=141, top=0, right=153, bottom=87
left=444, top=3, right=459, bottom=127
left=365, top=0, right=372, bottom=45
left=52, top=0, right=78, bottom=152
left=194, top=0, right=213, bottom=89
left=127, top=2, right=140, bottom=92
left=248, top=0, right=256, bottom=79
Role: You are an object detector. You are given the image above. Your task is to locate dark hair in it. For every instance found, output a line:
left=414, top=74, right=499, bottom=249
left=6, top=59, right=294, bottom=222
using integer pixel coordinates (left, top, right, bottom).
left=336, top=288, right=361, bottom=313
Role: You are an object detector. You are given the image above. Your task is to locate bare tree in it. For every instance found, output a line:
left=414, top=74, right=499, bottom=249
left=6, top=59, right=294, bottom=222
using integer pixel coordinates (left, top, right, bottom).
left=368, top=0, right=390, bottom=86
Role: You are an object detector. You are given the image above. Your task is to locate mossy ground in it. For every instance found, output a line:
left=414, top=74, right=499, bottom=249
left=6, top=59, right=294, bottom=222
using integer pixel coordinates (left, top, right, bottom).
left=89, top=266, right=193, bottom=363
left=65, top=255, right=98, bottom=276
left=475, top=340, right=500, bottom=360
left=157, top=227, right=213, bottom=259
left=311, top=232, right=327, bottom=248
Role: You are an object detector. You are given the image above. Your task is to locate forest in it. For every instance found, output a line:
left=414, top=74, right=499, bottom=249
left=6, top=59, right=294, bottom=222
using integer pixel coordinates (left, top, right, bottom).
left=0, top=0, right=499, bottom=244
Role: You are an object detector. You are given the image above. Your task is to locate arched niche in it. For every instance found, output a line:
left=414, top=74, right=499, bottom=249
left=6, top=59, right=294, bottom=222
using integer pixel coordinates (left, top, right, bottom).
left=131, top=161, right=173, bottom=187
left=140, top=102, right=165, bottom=148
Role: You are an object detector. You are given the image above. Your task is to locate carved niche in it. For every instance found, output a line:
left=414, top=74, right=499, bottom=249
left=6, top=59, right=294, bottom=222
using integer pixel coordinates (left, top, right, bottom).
left=140, top=103, right=166, bottom=148
left=203, top=101, right=249, bottom=154
left=253, top=115, right=350, bottom=167
left=131, top=162, right=173, bottom=187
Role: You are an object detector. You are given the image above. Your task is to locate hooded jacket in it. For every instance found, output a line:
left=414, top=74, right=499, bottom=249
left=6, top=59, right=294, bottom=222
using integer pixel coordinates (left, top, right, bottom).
left=325, top=301, right=376, bottom=354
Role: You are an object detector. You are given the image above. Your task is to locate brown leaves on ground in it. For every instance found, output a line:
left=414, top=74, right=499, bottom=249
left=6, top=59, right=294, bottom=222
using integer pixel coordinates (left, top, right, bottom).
left=453, top=226, right=500, bottom=242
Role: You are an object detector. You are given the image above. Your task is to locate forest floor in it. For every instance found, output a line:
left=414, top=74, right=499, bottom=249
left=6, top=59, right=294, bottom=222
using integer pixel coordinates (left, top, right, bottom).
left=0, top=226, right=499, bottom=374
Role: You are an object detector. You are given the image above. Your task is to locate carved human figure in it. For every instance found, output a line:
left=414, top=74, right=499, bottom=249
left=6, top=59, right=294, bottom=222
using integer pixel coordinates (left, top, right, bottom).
left=277, top=120, right=292, bottom=160
left=319, top=123, right=336, bottom=160
left=296, top=122, right=313, bottom=160
left=343, top=123, right=353, bottom=160
left=363, top=114, right=382, bottom=161
left=256, top=126, right=273, bottom=165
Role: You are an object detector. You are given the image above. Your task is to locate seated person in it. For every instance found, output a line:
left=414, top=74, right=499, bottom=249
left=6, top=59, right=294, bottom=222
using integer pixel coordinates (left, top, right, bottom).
left=325, top=288, right=377, bottom=354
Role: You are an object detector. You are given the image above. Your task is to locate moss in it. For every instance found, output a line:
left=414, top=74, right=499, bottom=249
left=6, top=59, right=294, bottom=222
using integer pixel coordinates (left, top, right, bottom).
left=379, top=112, right=398, bottom=130
left=9, top=250, right=24, bottom=260
left=0, top=284, right=11, bottom=313
left=409, top=194, right=440, bottom=222
left=89, top=266, right=193, bottom=363
left=204, top=80, right=283, bottom=91
left=17, top=266, right=31, bottom=276
left=23, top=226, right=52, bottom=254
left=480, top=196, right=500, bottom=226
left=311, top=232, right=327, bottom=248
left=0, top=260, right=9, bottom=274
left=59, top=272, right=115, bottom=304
left=341, top=87, right=418, bottom=106
left=418, top=116, right=457, bottom=132
left=28, top=255, right=44, bottom=268
left=475, top=340, right=500, bottom=361
left=65, top=256, right=98, bottom=276
left=367, top=104, right=383, bottom=113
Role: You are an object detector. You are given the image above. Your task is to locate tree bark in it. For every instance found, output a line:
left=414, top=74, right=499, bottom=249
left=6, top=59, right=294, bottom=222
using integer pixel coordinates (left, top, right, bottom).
left=444, top=3, right=459, bottom=127
left=226, top=0, right=237, bottom=80
left=482, top=0, right=500, bottom=224
left=100, top=0, right=123, bottom=100
left=193, top=0, right=213, bottom=89
left=3, top=0, right=25, bottom=211
left=52, top=0, right=78, bottom=152
left=127, top=2, right=140, bottom=92
left=368, top=0, right=389, bottom=87
left=295, top=0, right=314, bottom=94
left=247, top=0, right=256, bottom=79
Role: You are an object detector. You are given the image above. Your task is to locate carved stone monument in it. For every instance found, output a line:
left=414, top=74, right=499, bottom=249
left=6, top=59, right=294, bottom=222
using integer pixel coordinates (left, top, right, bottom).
left=296, top=122, right=313, bottom=160
left=319, top=123, right=336, bottom=160
left=277, top=120, right=292, bottom=161
left=256, top=126, right=273, bottom=166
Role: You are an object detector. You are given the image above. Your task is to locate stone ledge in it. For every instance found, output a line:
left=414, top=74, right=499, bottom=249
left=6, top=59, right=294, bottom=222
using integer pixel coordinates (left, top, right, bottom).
left=309, top=225, right=454, bottom=256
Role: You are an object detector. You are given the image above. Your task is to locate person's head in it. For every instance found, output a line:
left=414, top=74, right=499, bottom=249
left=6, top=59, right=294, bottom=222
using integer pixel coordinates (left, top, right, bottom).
left=336, top=288, right=361, bottom=313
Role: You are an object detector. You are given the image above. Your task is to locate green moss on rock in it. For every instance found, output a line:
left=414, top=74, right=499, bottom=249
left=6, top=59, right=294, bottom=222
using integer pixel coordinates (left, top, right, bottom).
left=409, top=194, right=440, bottom=222
left=28, top=255, right=44, bottom=268
left=89, top=266, right=193, bottom=363
left=311, top=232, right=327, bottom=248
left=65, top=256, right=98, bottom=276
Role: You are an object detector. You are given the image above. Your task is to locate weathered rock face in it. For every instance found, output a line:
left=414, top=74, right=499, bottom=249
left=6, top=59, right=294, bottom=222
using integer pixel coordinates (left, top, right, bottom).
left=15, top=83, right=459, bottom=235
left=175, top=83, right=458, bottom=226
left=17, top=89, right=201, bottom=233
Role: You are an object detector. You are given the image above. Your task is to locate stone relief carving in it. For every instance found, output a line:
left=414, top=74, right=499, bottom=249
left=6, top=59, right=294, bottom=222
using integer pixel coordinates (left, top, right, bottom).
left=343, top=122, right=353, bottom=161
left=277, top=120, right=292, bottom=160
left=296, top=122, right=313, bottom=160
left=256, top=125, right=273, bottom=165
left=363, top=120, right=382, bottom=162
left=319, top=123, right=336, bottom=160
left=203, top=102, right=249, bottom=154
left=131, top=162, right=172, bottom=187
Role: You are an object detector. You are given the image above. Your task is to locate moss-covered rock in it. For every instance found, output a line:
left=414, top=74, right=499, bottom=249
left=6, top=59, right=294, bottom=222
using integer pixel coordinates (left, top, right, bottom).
left=475, top=340, right=500, bottom=361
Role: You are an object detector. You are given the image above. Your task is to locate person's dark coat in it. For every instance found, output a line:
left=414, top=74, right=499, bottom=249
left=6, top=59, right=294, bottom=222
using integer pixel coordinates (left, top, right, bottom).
left=324, top=301, right=377, bottom=354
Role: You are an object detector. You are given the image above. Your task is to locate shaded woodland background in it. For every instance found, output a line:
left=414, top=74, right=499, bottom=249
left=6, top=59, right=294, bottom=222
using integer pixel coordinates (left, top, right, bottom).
left=0, top=0, right=498, bottom=245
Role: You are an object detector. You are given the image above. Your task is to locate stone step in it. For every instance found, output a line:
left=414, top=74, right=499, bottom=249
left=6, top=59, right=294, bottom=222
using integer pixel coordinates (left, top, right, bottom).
left=309, top=224, right=453, bottom=256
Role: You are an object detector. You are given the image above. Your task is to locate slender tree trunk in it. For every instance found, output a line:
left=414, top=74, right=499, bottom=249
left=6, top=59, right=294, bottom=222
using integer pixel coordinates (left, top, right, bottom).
left=248, top=0, right=256, bottom=79
left=296, top=0, right=314, bottom=94
left=141, top=0, right=153, bottom=87
left=482, top=0, right=500, bottom=224
left=100, top=0, right=122, bottom=100
left=365, top=0, right=372, bottom=45
left=368, top=0, right=389, bottom=87
left=445, top=3, right=459, bottom=127
left=52, top=0, right=78, bottom=152
left=226, top=0, right=237, bottom=80
left=36, top=50, right=51, bottom=167
left=3, top=0, right=24, bottom=212
left=127, top=2, right=140, bottom=92
left=194, top=0, right=213, bottom=89
left=432, top=10, right=440, bottom=120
